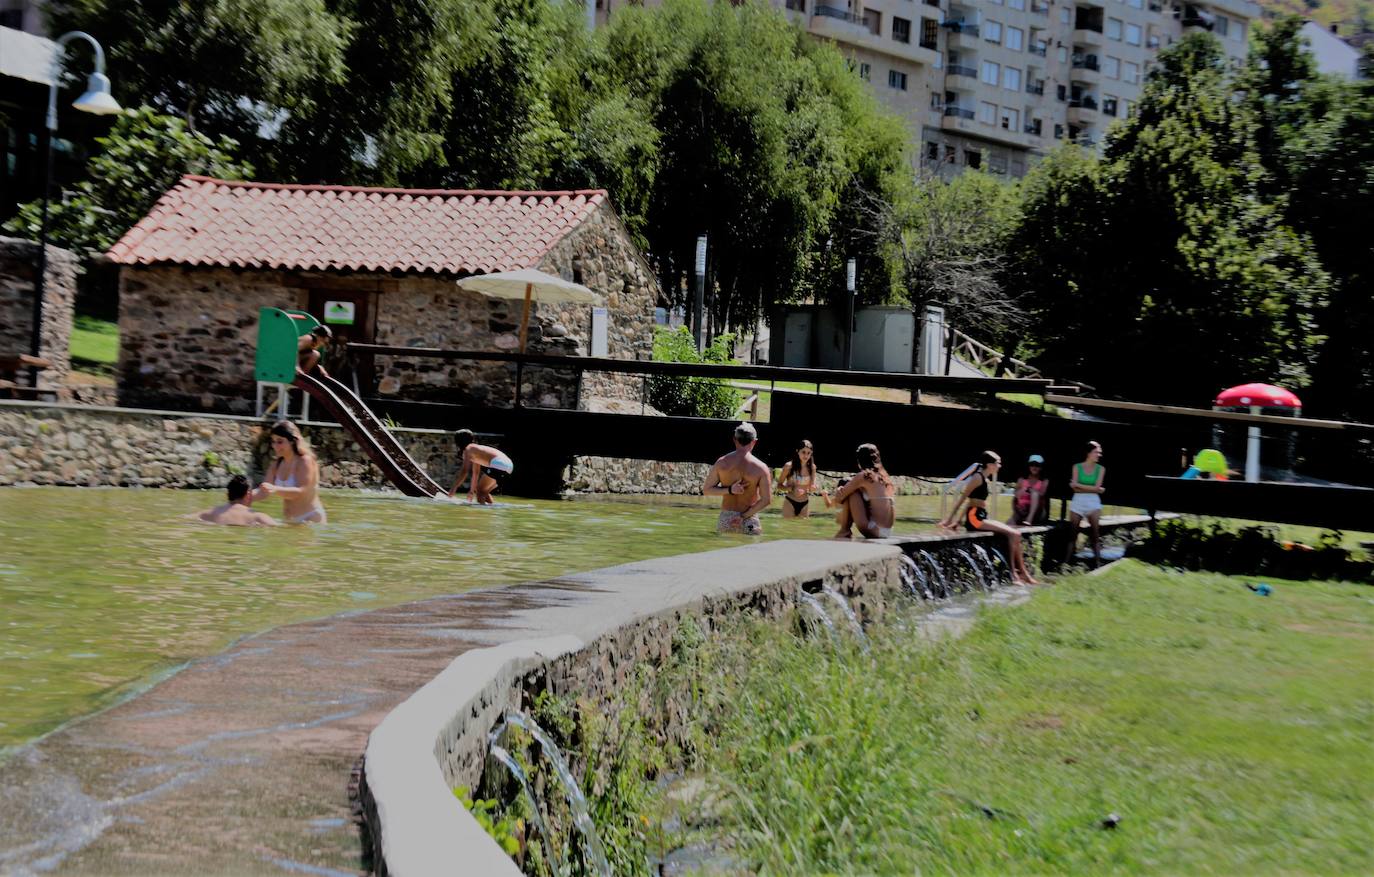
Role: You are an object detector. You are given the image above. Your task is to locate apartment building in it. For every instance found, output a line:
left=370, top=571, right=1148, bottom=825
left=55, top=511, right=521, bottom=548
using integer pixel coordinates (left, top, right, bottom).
left=594, top=0, right=1258, bottom=177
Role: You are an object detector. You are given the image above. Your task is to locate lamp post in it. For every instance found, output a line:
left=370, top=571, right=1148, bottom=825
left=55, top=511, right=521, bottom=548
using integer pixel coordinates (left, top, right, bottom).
left=844, top=257, right=857, bottom=370
left=693, top=234, right=707, bottom=352
left=29, top=31, right=122, bottom=386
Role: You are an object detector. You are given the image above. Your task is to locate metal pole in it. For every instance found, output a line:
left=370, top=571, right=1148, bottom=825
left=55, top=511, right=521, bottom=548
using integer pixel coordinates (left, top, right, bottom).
left=845, top=258, right=856, bottom=371
left=29, top=130, right=54, bottom=388
left=693, top=235, right=707, bottom=352
left=585, top=0, right=596, bottom=30
left=1245, top=405, right=1261, bottom=482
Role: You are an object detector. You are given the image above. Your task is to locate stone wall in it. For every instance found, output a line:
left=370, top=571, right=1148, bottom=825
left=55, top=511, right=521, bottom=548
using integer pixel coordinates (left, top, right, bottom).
left=0, top=236, right=78, bottom=396
left=562, top=455, right=952, bottom=497
left=0, top=401, right=458, bottom=490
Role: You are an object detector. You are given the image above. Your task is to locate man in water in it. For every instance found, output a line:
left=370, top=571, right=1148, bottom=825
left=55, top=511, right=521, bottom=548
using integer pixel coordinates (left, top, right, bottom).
left=198, top=475, right=279, bottom=526
left=449, top=428, right=514, bottom=504
left=703, top=422, right=772, bottom=535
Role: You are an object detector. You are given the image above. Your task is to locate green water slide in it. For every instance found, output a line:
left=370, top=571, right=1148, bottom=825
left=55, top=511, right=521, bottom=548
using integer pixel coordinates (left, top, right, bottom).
left=255, top=307, right=444, bottom=498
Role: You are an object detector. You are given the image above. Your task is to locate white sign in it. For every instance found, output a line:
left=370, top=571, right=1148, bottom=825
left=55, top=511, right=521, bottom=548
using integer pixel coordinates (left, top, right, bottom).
left=591, top=307, right=609, bottom=357
left=324, top=300, right=356, bottom=325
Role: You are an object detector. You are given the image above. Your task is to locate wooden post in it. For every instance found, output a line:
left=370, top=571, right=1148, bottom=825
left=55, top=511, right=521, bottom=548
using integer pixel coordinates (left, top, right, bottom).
left=518, top=282, right=534, bottom=353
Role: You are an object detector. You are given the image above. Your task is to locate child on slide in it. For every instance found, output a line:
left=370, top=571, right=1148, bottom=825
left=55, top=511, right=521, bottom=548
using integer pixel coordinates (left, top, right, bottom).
left=448, top=429, right=514, bottom=504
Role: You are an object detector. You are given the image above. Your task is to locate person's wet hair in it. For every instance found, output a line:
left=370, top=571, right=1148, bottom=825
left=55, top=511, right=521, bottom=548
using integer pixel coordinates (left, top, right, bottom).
left=789, top=439, right=815, bottom=478
left=979, top=450, right=1002, bottom=468
left=311, top=325, right=333, bottom=339
left=454, top=428, right=475, bottom=450
left=270, top=419, right=309, bottom=458
left=857, top=443, right=882, bottom=471
left=227, top=474, right=250, bottom=501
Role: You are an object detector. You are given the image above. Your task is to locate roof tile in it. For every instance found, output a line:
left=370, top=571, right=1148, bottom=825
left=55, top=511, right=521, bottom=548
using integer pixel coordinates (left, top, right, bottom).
left=108, top=175, right=608, bottom=276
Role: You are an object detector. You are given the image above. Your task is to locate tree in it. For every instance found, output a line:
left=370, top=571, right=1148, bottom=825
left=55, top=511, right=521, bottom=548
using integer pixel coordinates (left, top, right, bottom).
left=3, top=106, right=252, bottom=256
left=48, top=0, right=351, bottom=165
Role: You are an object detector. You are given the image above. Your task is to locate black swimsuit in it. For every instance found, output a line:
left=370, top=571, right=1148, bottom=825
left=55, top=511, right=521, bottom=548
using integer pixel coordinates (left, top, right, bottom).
left=785, top=495, right=809, bottom=515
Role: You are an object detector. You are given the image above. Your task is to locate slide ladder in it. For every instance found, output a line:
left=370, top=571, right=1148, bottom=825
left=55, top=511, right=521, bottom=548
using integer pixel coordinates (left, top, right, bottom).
left=292, top=371, right=446, bottom=498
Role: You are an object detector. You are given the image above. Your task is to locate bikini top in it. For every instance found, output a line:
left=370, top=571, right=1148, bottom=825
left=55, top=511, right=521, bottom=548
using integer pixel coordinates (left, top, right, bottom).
left=274, top=465, right=298, bottom=488
left=969, top=472, right=990, bottom=501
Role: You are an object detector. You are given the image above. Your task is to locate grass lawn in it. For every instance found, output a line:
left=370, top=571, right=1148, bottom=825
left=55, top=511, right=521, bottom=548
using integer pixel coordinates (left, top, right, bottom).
left=659, top=562, right=1373, bottom=874
left=69, top=315, right=118, bottom=376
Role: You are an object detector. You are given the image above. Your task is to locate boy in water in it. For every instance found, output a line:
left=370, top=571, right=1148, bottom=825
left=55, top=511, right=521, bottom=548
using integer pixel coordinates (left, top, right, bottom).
left=449, top=428, right=514, bottom=504
left=702, top=422, right=772, bottom=535
left=197, top=475, right=279, bottom=527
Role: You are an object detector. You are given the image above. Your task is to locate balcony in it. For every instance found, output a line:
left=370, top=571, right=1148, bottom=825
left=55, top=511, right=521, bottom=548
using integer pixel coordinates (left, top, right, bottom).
left=1029, top=43, right=1048, bottom=56
left=814, top=5, right=862, bottom=24
left=947, top=64, right=978, bottom=78
left=1068, top=97, right=1099, bottom=124
left=810, top=9, right=940, bottom=64
left=944, top=105, right=976, bottom=119
left=1071, top=53, right=1100, bottom=71
left=1030, top=2, right=1051, bottom=13
left=1072, top=27, right=1104, bottom=47
left=1026, top=81, right=1045, bottom=95
left=1024, top=120, right=1043, bottom=136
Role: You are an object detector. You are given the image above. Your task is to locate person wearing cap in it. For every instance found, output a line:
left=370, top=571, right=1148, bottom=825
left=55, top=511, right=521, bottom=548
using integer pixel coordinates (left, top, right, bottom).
left=1008, top=454, right=1050, bottom=526
left=702, top=422, right=772, bottom=535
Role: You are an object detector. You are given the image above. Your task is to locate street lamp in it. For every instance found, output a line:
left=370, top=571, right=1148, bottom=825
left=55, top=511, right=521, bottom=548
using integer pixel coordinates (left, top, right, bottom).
left=844, top=257, right=857, bottom=370
left=29, top=31, right=122, bottom=384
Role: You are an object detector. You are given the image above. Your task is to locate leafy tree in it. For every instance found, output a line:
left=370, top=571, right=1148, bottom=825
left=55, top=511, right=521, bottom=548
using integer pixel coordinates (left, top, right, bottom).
left=3, top=106, right=252, bottom=255
left=47, top=0, right=351, bottom=163
left=648, top=327, right=739, bottom=419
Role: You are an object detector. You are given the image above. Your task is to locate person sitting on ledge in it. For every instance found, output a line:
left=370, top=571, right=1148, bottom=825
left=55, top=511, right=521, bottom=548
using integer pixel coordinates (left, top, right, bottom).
left=833, top=443, right=896, bottom=540
left=449, top=429, right=514, bottom=504
left=704, top=422, right=772, bottom=535
left=940, top=450, right=1038, bottom=585
left=297, top=325, right=332, bottom=377
left=197, top=475, right=279, bottom=527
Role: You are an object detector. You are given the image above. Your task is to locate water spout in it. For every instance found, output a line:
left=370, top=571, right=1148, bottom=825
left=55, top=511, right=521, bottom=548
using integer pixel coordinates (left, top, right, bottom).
left=485, top=740, right=563, bottom=874
left=899, top=554, right=932, bottom=600
left=798, top=592, right=839, bottom=642
left=954, top=548, right=992, bottom=593
left=819, top=586, right=869, bottom=651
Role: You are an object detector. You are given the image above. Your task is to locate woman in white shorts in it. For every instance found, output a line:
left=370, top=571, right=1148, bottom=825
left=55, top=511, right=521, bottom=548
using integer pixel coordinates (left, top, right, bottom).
left=1065, top=441, right=1106, bottom=567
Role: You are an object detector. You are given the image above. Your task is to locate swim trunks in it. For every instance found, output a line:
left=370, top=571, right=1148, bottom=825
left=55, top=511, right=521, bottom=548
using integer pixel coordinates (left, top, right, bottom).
left=482, top=453, right=514, bottom=486
left=718, top=509, right=762, bottom=536
left=965, top=506, right=988, bottom=532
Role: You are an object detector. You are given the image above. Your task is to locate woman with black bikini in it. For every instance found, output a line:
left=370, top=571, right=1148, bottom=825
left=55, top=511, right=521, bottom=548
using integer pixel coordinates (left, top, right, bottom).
left=939, top=450, right=1037, bottom=584
left=777, top=439, right=832, bottom=519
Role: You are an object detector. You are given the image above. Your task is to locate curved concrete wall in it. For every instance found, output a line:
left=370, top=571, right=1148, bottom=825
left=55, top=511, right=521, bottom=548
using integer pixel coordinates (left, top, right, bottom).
left=360, top=541, right=903, bottom=876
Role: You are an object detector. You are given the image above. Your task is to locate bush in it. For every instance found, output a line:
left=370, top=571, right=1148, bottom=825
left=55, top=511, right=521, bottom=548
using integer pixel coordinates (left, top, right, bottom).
left=647, top=327, right=740, bottom=419
left=1128, top=519, right=1371, bottom=582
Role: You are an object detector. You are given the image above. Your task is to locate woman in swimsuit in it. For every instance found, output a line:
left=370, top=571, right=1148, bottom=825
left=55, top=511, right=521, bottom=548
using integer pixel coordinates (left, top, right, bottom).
left=1065, top=441, right=1106, bottom=567
left=253, top=420, right=326, bottom=524
left=833, top=443, right=896, bottom=539
left=941, top=450, right=1037, bottom=584
left=777, top=439, right=832, bottom=519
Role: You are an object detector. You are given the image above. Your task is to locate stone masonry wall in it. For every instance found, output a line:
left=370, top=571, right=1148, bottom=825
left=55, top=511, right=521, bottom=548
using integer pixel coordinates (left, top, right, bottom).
left=538, top=202, right=657, bottom=407
left=0, top=401, right=459, bottom=490
left=0, top=236, right=78, bottom=395
left=563, top=455, right=951, bottom=496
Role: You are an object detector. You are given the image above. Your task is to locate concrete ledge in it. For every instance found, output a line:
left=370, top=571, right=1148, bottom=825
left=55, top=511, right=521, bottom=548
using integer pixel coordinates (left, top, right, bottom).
left=360, top=540, right=901, bottom=877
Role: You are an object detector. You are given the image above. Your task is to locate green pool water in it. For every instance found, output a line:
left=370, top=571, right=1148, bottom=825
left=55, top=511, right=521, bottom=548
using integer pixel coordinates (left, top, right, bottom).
left=0, top=487, right=843, bottom=752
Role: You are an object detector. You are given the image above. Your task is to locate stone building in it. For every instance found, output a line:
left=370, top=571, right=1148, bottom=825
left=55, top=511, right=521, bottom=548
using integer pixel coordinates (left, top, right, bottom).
left=107, top=175, right=659, bottom=413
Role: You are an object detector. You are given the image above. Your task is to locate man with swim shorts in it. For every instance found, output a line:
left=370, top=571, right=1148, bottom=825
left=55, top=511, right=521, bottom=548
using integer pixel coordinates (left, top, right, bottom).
left=703, top=422, right=772, bottom=535
left=197, top=475, right=279, bottom=527
left=449, top=428, right=514, bottom=504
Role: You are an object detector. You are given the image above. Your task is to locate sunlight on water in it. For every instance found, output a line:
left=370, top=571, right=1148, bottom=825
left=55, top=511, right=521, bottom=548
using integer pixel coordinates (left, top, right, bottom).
left=0, top=487, right=841, bottom=750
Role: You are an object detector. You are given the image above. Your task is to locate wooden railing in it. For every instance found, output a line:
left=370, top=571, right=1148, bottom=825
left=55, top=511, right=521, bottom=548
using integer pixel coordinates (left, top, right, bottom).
left=946, top=328, right=1045, bottom=380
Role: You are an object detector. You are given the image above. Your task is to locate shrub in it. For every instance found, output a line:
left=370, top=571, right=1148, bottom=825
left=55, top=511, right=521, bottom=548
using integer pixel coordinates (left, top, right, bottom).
left=1128, top=519, right=1371, bottom=582
left=646, top=327, right=740, bottom=419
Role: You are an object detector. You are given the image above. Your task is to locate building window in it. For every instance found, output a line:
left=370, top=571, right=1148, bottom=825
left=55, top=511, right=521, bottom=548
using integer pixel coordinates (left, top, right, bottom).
left=921, top=17, right=940, bottom=48
left=1106, top=18, right=1123, bottom=39
left=859, top=62, right=872, bottom=81
left=785, top=0, right=806, bottom=10
left=1009, top=0, right=1025, bottom=10
left=1060, top=7, right=1071, bottom=24
left=1054, top=123, right=1065, bottom=139
left=945, top=144, right=957, bottom=163
left=1124, top=60, right=1139, bottom=83
left=1104, top=55, right=1121, bottom=78
left=926, top=141, right=941, bottom=161
left=1103, top=94, right=1118, bottom=115
left=981, top=60, right=1001, bottom=85
left=1057, top=45, right=1069, bottom=63
left=1000, top=107, right=1020, bottom=130
left=1003, top=66, right=1022, bottom=91
left=979, top=100, right=998, bottom=123
left=888, top=69, right=909, bottom=90
left=1125, top=22, right=1141, bottom=45
left=1213, top=15, right=1229, bottom=36
left=1057, top=83, right=1067, bottom=101
left=985, top=19, right=1002, bottom=42
left=1127, top=0, right=1143, bottom=7
left=931, top=91, right=946, bottom=109
left=893, top=16, right=912, bottom=43
left=965, top=149, right=983, bottom=168
left=1006, top=26, right=1024, bottom=50
left=989, top=154, right=1009, bottom=174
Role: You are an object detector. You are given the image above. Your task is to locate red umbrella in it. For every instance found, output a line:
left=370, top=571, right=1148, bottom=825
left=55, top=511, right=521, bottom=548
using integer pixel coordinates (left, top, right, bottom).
left=1214, top=383, right=1302, bottom=409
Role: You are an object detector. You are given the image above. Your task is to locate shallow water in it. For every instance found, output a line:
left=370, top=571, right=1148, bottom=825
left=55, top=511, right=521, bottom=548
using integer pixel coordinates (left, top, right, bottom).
left=0, top=487, right=843, bottom=751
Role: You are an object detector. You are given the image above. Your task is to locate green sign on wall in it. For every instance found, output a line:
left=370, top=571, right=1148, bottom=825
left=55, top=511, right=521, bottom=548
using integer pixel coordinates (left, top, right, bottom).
left=324, top=301, right=356, bottom=325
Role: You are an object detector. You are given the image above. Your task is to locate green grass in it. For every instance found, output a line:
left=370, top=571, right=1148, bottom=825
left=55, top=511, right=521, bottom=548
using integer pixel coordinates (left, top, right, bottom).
left=69, top=315, right=118, bottom=375
left=647, top=563, right=1374, bottom=874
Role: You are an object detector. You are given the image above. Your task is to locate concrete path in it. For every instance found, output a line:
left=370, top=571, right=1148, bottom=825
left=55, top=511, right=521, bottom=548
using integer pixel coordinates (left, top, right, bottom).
left=0, top=540, right=888, bottom=877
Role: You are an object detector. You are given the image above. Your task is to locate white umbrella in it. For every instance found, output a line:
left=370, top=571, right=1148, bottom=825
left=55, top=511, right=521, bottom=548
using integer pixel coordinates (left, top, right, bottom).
left=456, top=268, right=597, bottom=353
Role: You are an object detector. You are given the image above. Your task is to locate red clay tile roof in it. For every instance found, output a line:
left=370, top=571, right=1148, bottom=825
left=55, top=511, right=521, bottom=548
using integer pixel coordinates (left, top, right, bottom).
left=108, top=176, right=609, bottom=276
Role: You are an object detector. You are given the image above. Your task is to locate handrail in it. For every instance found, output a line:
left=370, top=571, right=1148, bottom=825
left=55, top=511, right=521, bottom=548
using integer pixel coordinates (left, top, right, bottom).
left=946, top=328, right=1044, bottom=380
left=348, top=343, right=1058, bottom=395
